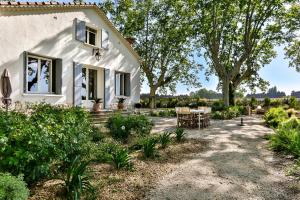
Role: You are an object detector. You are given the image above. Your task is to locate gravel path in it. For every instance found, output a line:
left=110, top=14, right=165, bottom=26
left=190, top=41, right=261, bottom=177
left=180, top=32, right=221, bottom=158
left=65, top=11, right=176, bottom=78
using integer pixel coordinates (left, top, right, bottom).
left=146, top=116, right=299, bottom=200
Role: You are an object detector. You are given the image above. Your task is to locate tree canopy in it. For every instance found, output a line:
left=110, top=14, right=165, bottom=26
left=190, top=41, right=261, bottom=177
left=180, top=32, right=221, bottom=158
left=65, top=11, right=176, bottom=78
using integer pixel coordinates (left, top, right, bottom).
left=100, top=0, right=201, bottom=108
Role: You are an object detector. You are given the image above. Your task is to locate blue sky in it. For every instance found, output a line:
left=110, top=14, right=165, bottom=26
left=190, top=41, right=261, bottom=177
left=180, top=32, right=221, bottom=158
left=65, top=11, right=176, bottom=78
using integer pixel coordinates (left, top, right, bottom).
left=141, top=46, right=300, bottom=96
left=20, top=0, right=299, bottom=95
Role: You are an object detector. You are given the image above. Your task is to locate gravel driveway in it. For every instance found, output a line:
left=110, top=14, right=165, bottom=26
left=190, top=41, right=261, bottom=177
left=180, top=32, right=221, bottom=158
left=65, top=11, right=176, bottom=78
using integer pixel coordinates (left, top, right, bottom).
left=146, top=116, right=299, bottom=200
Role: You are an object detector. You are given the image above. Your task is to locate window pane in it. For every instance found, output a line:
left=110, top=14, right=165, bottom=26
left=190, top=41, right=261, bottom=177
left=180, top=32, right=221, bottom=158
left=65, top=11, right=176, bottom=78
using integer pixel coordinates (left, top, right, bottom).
left=88, top=69, right=97, bottom=100
left=116, top=73, right=121, bottom=96
left=40, top=60, right=51, bottom=93
left=27, top=57, right=38, bottom=92
left=82, top=68, right=87, bottom=100
left=120, top=74, right=125, bottom=96
left=89, top=32, right=96, bottom=46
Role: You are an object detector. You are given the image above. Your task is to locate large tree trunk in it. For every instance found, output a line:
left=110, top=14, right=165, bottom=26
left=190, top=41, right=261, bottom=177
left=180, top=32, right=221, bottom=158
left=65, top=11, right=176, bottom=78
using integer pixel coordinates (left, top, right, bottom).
left=229, top=82, right=235, bottom=106
left=149, top=87, right=157, bottom=109
left=222, top=79, right=230, bottom=107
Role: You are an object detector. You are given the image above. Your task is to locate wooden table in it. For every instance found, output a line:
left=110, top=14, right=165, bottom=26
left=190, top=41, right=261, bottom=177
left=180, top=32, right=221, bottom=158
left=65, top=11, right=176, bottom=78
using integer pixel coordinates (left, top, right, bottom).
left=190, top=109, right=205, bottom=129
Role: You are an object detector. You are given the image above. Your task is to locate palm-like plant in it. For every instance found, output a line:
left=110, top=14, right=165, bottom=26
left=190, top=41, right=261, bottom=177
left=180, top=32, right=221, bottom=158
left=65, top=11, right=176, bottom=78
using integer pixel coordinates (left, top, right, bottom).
left=64, top=156, right=95, bottom=200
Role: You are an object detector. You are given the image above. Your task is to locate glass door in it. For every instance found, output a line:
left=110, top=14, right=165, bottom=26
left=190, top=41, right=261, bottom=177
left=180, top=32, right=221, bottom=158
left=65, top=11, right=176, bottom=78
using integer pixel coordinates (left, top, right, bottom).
left=82, top=67, right=97, bottom=104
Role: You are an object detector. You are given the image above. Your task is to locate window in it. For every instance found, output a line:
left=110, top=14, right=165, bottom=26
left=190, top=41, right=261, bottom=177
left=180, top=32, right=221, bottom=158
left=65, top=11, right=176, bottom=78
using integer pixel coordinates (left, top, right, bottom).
left=27, top=55, right=52, bottom=93
left=115, top=72, right=130, bottom=96
left=25, top=53, right=62, bottom=94
left=81, top=67, right=97, bottom=100
left=85, top=27, right=97, bottom=46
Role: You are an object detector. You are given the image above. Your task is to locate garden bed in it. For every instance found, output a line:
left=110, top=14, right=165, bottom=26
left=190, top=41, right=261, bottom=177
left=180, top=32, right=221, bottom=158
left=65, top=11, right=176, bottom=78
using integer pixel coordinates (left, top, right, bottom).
left=28, top=139, right=208, bottom=200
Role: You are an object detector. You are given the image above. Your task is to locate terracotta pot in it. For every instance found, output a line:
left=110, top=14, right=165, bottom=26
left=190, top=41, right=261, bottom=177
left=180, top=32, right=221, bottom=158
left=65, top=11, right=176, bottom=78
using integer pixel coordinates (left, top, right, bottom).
left=117, top=103, right=124, bottom=110
left=93, top=103, right=103, bottom=112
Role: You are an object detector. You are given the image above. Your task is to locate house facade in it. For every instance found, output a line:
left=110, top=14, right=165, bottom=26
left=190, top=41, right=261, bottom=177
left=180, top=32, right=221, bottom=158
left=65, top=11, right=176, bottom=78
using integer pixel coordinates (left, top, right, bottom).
left=0, top=2, right=140, bottom=109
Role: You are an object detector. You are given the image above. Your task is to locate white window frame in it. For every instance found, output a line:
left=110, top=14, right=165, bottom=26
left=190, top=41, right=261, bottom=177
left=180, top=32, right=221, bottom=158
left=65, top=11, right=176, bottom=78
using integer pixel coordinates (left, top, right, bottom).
left=26, top=54, right=52, bottom=94
left=115, top=71, right=128, bottom=97
left=85, top=26, right=98, bottom=46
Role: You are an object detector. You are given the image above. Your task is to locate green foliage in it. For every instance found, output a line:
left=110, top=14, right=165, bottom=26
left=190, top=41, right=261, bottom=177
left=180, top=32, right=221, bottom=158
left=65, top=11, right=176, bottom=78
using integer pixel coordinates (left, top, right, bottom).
left=106, top=114, right=153, bottom=141
left=159, top=132, right=172, bottom=149
left=270, top=99, right=282, bottom=107
left=150, top=109, right=176, bottom=117
left=174, top=128, right=186, bottom=142
left=64, top=156, right=95, bottom=200
left=211, top=106, right=245, bottom=120
left=270, top=117, right=300, bottom=157
left=250, top=97, right=258, bottom=109
left=109, top=146, right=132, bottom=170
left=142, top=137, right=158, bottom=158
left=0, top=104, right=95, bottom=184
left=289, top=96, right=299, bottom=109
left=211, top=100, right=226, bottom=112
left=264, top=97, right=271, bottom=107
left=264, top=107, right=288, bottom=128
left=0, top=173, right=29, bottom=200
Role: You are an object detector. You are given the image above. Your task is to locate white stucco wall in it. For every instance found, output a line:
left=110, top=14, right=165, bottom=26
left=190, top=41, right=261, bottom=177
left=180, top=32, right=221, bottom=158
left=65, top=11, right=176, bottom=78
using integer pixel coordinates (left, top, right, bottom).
left=0, top=7, right=140, bottom=109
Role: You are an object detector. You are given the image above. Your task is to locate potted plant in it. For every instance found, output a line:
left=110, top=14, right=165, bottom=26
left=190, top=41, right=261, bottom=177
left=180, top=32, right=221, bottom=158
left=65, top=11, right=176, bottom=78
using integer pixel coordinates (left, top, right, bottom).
left=92, top=98, right=103, bottom=112
left=117, top=98, right=126, bottom=110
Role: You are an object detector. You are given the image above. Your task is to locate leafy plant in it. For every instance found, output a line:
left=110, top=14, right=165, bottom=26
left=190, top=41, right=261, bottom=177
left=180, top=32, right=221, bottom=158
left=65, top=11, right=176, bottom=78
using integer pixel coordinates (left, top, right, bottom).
left=0, top=173, right=29, bottom=200
left=159, top=132, right=172, bottom=149
left=92, top=98, right=103, bottom=104
left=289, top=96, right=299, bottom=109
left=106, top=114, right=131, bottom=141
left=64, top=156, right=95, bottom=200
left=142, top=137, right=158, bottom=158
left=117, top=98, right=126, bottom=104
left=110, top=147, right=132, bottom=170
left=211, top=101, right=226, bottom=112
left=264, top=97, right=271, bottom=107
left=250, top=97, right=257, bottom=109
left=174, top=128, right=186, bottom=142
left=264, top=107, right=288, bottom=128
left=0, top=104, right=95, bottom=184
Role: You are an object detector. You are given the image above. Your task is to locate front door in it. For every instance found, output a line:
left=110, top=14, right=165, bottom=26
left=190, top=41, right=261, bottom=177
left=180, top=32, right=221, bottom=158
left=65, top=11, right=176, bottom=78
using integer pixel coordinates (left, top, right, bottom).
left=82, top=67, right=97, bottom=108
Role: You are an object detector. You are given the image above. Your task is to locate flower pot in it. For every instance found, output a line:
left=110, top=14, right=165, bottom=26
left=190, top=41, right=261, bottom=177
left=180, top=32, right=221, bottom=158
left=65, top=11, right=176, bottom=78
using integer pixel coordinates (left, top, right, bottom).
left=118, top=103, right=124, bottom=110
left=93, top=103, right=103, bottom=112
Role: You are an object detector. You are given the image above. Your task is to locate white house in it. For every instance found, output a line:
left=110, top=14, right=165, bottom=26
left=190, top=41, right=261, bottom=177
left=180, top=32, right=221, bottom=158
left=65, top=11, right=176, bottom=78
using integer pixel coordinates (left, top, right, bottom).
left=0, top=2, right=141, bottom=109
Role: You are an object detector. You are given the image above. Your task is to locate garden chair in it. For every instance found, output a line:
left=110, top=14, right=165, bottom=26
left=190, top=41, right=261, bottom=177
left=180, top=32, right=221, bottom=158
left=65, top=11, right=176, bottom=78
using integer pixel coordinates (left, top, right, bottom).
left=202, top=107, right=212, bottom=128
left=176, top=107, right=195, bottom=128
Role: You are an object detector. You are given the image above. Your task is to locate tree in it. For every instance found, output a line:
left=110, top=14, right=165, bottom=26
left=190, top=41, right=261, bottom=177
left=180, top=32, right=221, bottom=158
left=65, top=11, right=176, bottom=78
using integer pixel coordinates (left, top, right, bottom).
left=189, top=0, right=297, bottom=106
left=284, top=3, right=300, bottom=72
left=100, top=0, right=201, bottom=108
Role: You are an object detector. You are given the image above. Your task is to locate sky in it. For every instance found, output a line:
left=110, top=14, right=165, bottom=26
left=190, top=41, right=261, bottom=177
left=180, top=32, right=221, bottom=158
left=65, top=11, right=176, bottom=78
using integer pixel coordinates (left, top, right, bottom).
left=141, top=46, right=300, bottom=96
left=18, top=0, right=300, bottom=95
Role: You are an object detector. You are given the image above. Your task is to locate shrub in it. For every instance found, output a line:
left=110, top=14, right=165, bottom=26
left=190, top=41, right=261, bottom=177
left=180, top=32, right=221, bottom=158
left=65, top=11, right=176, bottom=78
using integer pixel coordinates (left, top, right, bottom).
left=289, top=96, right=299, bottom=109
left=159, top=132, right=172, bottom=149
left=212, top=101, right=226, bottom=112
left=0, top=104, right=95, bottom=184
left=287, top=108, right=296, bottom=118
left=264, top=97, right=271, bottom=107
left=211, top=106, right=244, bottom=120
left=250, top=97, right=257, bottom=109
left=270, top=99, right=282, bottom=107
left=0, top=173, right=29, bottom=200
left=264, top=107, right=288, bottom=128
left=174, top=128, right=186, bottom=142
left=106, top=114, right=153, bottom=141
left=110, top=147, right=132, bottom=170
left=64, top=156, right=95, bottom=200
left=142, top=137, right=158, bottom=158
left=211, top=111, right=224, bottom=119
left=270, top=118, right=300, bottom=157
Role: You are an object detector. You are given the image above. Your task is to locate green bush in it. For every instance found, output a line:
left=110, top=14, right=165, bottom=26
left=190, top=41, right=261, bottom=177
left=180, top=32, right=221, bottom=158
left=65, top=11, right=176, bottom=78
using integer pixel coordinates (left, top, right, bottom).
left=106, top=114, right=153, bottom=141
left=64, top=156, right=95, bottom=200
left=0, top=173, right=29, bottom=200
left=174, top=128, right=186, bottom=142
left=270, top=99, right=282, bottom=107
left=264, top=97, right=271, bottom=107
left=289, top=96, right=299, bottom=109
left=159, top=132, right=172, bottom=149
left=142, top=136, right=158, bottom=158
left=211, top=106, right=244, bottom=120
left=264, top=107, right=288, bottom=128
left=109, top=146, right=132, bottom=170
left=250, top=97, right=257, bottom=109
left=0, top=104, right=95, bottom=184
left=211, top=101, right=226, bottom=112
left=270, top=117, right=300, bottom=157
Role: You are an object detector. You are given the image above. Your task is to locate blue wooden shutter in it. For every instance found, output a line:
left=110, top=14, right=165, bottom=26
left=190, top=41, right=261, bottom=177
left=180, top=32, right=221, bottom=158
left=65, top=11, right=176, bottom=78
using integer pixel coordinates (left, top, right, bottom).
left=75, top=18, right=86, bottom=42
left=73, top=62, right=83, bottom=106
left=124, top=73, right=131, bottom=96
left=23, top=51, right=28, bottom=93
left=104, top=69, right=110, bottom=109
left=101, top=29, right=109, bottom=49
left=54, top=59, right=63, bottom=94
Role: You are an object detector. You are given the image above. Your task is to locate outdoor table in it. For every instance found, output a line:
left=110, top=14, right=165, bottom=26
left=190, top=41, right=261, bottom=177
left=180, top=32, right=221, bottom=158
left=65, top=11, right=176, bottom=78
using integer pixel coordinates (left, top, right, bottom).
left=190, top=109, right=205, bottom=129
